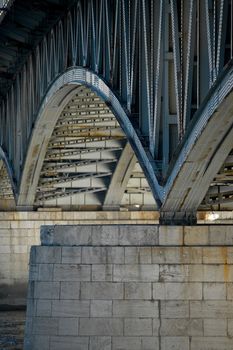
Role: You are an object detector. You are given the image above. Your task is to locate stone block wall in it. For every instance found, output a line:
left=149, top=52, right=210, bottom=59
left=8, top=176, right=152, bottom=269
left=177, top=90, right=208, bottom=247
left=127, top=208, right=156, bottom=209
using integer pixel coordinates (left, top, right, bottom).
left=24, top=225, right=233, bottom=350
left=0, top=211, right=157, bottom=306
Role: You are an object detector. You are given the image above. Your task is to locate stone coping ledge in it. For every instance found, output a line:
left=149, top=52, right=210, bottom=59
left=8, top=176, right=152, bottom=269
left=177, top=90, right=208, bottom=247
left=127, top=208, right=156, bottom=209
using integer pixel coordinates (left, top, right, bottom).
left=40, top=225, right=233, bottom=247
left=0, top=211, right=232, bottom=223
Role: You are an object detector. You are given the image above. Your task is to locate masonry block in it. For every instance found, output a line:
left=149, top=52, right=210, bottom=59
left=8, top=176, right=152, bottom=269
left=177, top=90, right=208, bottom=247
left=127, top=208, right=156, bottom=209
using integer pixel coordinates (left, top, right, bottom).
left=60, top=281, right=80, bottom=299
left=52, top=300, right=90, bottom=317
left=190, top=337, right=233, bottom=350
left=203, top=283, right=226, bottom=300
left=159, top=226, right=183, bottom=245
left=92, top=264, right=113, bottom=281
left=49, top=336, right=89, bottom=350
left=184, top=226, right=209, bottom=245
left=79, top=318, right=123, bottom=336
left=24, top=224, right=233, bottom=350
left=118, top=225, right=158, bottom=245
left=153, top=282, right=202, bottom=300
left=34, top=281, right=60, bottom=299
left=90, top=300, right=112, bottom=317
left=112, top=337, right=141, bottom=350
left=58, top=318, right=79, bottom=336
left=161, top=337, right=189, bottom=350
left=141, top=337, right=159, bottom=350
left=125, top=247, right=152, bottom=264
left=113, top=264, right=159, bottom=282
left=32, top=317, right=58, bottom=336
left=190, top=301, right=233, bottom=318
left=160, top=319, right=203, bottom=336
left=36, top=300, right=52, bottom=317
left=89, top=336, right=111, bottom=350
left=92, top=226, right=119, bottom=246
left=113, top=300, right=158, bottom=318
left=152, top=247, right=202, bottom=264
left=81, top=282, right=123, bottom=300
left=53, top=264, right=91, bottom=281
left=203, top=319, right=227, bottom=336
left=124, top=282, right=152, bottom=299
left=35, top=246, right=61, bottom=263
left=61, top=247, right=81, bottom=264
left=124, top=318, right=153, bottom=336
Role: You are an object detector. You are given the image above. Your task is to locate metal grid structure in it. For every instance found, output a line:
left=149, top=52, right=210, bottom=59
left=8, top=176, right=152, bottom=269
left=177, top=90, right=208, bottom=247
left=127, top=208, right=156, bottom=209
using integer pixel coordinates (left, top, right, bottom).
left=34, top=85, right=156, bottom=210
left=0, top=0, right=232, bottom=220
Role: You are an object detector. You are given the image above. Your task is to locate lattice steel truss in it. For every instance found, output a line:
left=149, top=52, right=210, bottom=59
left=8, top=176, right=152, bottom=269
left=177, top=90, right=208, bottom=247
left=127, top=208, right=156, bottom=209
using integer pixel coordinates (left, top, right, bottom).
left=0, top=0, right=232, bottom=219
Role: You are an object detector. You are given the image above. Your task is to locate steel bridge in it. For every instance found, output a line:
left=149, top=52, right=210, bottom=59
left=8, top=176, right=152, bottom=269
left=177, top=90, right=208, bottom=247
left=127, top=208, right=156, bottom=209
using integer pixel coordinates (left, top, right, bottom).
left=0, top=0, right=233, bottom=223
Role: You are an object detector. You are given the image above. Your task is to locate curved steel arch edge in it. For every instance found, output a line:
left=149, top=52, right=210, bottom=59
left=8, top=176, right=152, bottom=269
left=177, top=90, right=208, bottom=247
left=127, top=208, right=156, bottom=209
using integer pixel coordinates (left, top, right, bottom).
left=0, top=147, right=17, bottom=204
left=18, top=67, right=163, bottom=207
left=162, top=62, right=233, bottom=210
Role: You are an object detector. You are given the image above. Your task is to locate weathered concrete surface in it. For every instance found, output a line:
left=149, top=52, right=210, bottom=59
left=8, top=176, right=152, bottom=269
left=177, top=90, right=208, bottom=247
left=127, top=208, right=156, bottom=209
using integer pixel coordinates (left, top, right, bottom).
left=24, top=224, right=233, bottom=350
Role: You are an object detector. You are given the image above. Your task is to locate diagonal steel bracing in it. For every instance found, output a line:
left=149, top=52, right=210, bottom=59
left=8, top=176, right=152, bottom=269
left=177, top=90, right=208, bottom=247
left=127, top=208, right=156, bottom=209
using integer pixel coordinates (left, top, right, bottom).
left=0, top=0, right=232, bottom=218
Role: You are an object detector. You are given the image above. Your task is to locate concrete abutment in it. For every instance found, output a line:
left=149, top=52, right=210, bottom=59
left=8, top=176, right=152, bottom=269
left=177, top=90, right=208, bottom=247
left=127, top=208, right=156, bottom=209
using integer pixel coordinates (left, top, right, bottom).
left=23, top=223, right=233, bottom=350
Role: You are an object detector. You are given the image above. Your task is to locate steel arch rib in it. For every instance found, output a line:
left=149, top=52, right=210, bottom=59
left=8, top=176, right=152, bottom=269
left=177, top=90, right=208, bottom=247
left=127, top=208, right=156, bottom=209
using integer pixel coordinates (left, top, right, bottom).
left=0, top=146, right=17, bottom=203
left=18, top=68, right=163, bottom=207
left=162, top=61, right=233, bottom=213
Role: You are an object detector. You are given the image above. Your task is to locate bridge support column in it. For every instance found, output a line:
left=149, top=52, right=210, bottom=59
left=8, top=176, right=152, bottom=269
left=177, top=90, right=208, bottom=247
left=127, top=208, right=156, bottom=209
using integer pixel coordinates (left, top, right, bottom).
left=24, top=224, right=233, bottom=350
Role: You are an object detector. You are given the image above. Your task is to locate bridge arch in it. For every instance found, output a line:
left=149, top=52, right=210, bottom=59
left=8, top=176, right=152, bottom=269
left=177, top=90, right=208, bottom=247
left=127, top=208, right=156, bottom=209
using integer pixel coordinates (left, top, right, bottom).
left=18, top=68, right=162, bottom=208
left=161, top=62, right=233, bottom=221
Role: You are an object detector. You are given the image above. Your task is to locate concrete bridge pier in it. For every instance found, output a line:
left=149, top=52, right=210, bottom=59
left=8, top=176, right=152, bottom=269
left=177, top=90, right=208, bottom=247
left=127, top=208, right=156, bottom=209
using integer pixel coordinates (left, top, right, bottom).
left=24, top=224, right=233, bottom=350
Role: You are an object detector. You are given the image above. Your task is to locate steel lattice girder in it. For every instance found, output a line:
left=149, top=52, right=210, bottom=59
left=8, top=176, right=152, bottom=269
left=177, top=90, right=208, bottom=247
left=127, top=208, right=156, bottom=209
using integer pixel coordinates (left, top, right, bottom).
left=0, top=0, right=232, bottom=217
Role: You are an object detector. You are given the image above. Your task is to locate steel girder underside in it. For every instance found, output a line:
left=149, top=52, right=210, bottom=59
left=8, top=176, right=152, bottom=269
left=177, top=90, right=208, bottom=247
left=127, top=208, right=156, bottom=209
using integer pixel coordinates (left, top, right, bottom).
left=0, top=0, right=232, bottom=222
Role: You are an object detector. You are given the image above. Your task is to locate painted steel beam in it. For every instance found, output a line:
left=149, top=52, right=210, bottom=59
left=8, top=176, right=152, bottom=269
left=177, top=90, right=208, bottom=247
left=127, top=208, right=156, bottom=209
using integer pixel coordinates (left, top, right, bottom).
left=161, top=62, right=233, bottom=217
